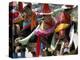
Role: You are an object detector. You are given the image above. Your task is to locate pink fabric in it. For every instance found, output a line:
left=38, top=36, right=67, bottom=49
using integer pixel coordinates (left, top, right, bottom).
left=35, top=25, right=55, bottom=37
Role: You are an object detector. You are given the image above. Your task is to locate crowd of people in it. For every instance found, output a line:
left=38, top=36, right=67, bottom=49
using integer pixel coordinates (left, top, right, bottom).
left=9, top=1, right=78, bottom=58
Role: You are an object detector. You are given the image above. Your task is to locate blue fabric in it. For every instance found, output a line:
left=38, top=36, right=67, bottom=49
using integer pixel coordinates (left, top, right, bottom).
left=41, top=42, right=45, bottom=50
left=23, top=20, right=31, bottom=27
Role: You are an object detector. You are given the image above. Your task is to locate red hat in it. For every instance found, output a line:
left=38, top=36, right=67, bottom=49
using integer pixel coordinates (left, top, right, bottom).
left=41, top=4, right=53, bottom=15
left=42, top=4, right=51, bottom=13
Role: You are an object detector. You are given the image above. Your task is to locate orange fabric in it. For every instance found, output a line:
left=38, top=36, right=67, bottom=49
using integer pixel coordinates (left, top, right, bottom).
left=26, top=12, right=37, bottom=30
left=13, top=12, right=37, bottom=30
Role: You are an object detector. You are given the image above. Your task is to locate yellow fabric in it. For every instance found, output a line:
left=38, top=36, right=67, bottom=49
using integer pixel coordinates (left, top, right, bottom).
left=55, top=23, right=69, bottom=32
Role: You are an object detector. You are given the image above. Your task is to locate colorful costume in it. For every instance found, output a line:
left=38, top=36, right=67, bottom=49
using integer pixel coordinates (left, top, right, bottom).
left=34, top=4, right=55, bottom=56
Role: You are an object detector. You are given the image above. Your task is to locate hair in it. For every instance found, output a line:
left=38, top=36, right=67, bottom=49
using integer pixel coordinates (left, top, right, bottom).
left=23, top=3, right=32, bottom=13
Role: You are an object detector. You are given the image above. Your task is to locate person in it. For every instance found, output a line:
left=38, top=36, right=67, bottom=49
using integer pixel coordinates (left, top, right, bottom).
left=54, top=5, right=75, bottom=55
left=34, top=4, right=55, bottom=56
left=9, top=2, right=21, bottom=58
left=14, top=3, right=55, bottom=57
left=13, top=3, right=37, bottom=30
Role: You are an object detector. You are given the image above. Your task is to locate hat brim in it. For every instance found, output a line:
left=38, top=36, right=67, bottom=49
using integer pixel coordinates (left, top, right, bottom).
left=39, top=12, right=53, bottom=16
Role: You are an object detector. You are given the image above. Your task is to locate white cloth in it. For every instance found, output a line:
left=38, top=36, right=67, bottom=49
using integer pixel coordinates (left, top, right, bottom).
left=64, top=48, right=69, bottom=53
left=69, top=25, right=78, bottom=49
left=17, top=52, right=21, bottom=57
left=25, top=52, right=33, bottom=58
left=25, top=48, right=33, bottom=57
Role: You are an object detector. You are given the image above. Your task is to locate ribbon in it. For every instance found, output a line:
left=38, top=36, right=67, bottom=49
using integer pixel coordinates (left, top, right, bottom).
left=36, top=37, right=40, bottom=57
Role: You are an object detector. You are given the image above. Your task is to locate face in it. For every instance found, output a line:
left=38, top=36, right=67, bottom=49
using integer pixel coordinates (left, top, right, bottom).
left=44, top=15, right=51, bottom=21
